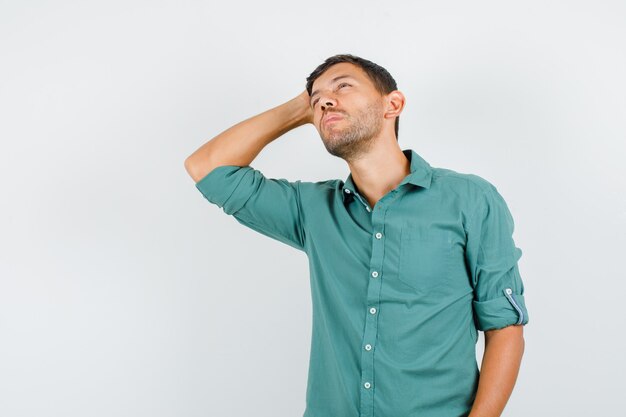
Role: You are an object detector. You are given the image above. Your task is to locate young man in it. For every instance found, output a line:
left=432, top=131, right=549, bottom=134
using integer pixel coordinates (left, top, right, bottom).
left=185, top=54, right=529, bottom=417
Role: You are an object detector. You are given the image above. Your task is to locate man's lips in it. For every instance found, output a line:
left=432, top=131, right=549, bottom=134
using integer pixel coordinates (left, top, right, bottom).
left=323, top=114, right=343, bottom=125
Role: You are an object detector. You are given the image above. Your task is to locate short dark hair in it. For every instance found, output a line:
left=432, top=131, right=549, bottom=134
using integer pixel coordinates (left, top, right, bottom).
left=306, top=54, right=400, bottom=140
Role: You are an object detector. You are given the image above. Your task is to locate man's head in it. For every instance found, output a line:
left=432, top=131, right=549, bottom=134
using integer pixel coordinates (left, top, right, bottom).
left=305, top=54, right=404, bottom=161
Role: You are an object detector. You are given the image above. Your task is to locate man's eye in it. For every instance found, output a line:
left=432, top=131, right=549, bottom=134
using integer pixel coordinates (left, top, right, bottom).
left=311, top=84, right=350, bottom=107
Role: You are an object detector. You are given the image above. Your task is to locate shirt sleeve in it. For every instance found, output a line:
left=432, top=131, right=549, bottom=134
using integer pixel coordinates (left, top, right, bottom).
left=194, top=164, right=306, bottom=252
left=465, top=182, right=529, bottom=331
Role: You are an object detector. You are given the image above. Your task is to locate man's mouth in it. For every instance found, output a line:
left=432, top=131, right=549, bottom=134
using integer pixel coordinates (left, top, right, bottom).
left=323, top=114, right=343, bottom=125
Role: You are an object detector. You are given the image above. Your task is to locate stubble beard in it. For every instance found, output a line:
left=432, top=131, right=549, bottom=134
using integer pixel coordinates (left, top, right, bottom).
left=321, top=101, right=384, bottom=162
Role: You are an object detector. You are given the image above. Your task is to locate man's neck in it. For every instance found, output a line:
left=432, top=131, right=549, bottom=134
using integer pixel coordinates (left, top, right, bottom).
left=346, top=141, right=411, bottom=209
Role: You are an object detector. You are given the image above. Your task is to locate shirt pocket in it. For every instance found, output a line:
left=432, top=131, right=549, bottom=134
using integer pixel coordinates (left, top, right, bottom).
left=397, top=226, right=453, bottom=293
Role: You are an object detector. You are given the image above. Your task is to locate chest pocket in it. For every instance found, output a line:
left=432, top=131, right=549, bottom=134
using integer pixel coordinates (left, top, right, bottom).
left=398, top=226, right=453, bottom=293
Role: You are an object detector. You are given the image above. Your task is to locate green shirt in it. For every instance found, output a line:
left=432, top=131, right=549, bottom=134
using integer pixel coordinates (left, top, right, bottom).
left=194, top=148, right=529, bottom=417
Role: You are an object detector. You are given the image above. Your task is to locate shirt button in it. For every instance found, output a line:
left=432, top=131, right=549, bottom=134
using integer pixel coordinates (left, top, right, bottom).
left=344, top=189, right=351, bottom=194
left=505, top=288, right=512, bottom=295
left=364, top=344, right=372, bottom=351
left=375, top=232, right=382, bottom=239
left=371, top=271, right=378, bottom=278
left=369, top=307, right=377, bottom=315
left=364, top=382, right=371, bottom=389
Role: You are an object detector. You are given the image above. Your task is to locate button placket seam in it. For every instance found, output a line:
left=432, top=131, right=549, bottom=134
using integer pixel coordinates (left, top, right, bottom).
left=359, top=200, right=389, bottom=417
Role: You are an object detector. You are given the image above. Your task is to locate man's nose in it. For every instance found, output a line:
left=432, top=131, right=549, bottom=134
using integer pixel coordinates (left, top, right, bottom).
left=320, top=96, right=336, bottom=111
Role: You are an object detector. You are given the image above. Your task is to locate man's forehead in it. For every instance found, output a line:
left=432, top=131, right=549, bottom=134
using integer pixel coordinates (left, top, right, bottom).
left=310, top=62, right=367, bottom=98
left=312, top=63, right=364, bottom=87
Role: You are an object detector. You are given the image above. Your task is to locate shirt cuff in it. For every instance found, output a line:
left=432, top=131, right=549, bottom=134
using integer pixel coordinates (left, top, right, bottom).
left=472, top=288, right=529, bottom=331
left=195, top=165, right=254, bottom=215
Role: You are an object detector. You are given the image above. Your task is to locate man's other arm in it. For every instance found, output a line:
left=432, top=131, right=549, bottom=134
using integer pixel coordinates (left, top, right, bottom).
left=184, top=90, right=313, bottom=181
left=468, top=325, right=525, bottom=417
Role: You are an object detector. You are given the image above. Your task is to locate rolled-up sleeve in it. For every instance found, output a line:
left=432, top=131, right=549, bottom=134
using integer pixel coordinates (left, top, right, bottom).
left=465, top=182, right=529, bottom=331
left=195, top=165, right=306, bottom=252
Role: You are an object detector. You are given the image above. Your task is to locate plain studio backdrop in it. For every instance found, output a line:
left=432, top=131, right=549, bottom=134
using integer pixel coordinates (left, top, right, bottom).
left=1, top=1, right=624, bottom=416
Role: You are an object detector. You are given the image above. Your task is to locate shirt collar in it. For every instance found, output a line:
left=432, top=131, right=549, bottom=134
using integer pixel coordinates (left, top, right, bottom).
left=342, top=148, right=433, bottom=202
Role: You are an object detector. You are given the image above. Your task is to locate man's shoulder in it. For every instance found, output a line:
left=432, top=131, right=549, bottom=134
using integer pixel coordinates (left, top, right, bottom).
left=431, top=165, right=498, bottom=195
left=429, top=165, right=515, bottom=218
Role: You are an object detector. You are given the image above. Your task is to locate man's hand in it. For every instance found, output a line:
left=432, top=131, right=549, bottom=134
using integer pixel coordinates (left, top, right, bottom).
left=296, top=89, right=314, bottom=125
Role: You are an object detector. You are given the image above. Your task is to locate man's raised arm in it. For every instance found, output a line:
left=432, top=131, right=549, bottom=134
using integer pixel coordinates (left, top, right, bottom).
left=184, top=90, right=313, bottom=182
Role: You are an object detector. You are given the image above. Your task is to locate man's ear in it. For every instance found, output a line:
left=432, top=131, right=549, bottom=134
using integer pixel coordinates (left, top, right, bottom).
left=383, top=90, right=405, bottom=120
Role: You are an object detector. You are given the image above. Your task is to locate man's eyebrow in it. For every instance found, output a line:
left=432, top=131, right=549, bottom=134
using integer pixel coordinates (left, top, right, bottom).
left=310, top=75, right=355, bottom=100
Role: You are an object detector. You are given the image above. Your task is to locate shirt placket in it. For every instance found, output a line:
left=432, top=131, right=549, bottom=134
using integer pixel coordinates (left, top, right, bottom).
left=347, top=187, right=400, bottom=417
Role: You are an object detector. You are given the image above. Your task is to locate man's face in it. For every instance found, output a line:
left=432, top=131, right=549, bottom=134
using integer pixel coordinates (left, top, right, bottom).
left=309, top=62, right=385, bottom=161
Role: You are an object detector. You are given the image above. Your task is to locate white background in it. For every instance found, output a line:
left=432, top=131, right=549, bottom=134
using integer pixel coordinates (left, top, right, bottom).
left=1, top=1, right=624, bottom=416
